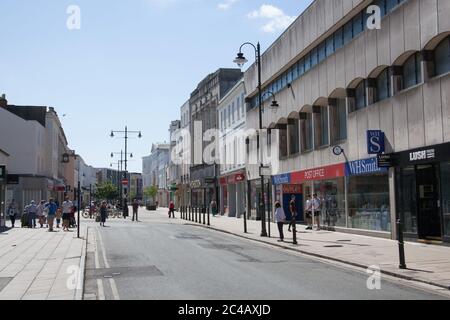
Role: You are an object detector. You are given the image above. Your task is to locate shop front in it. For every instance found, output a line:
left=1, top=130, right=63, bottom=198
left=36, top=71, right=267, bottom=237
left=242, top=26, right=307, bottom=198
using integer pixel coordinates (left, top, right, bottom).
left=0, top=164, right=6, bottom=228
left=272, top=173, right=303, bottom=222
left=392, top=142, right=450, bottom=243
left=219, top=172, right=246, bottom=217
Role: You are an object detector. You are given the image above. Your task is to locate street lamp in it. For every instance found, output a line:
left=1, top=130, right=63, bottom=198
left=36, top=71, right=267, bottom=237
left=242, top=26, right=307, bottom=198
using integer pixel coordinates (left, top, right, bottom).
left=234, top=42, right=279, bottom=237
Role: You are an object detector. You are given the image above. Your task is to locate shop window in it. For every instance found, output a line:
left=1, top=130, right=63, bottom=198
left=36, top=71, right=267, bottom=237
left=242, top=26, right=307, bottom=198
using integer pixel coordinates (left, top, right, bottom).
left=318, top=42, right=326, bottom=63
left=326, top=36, right=334, bottom=57
left=396, top=167, right=418, bottom=234
left=355, top=80, right=367, bottom=110
left=348, top=173, right=391, bottom=232
left=434, top=36, right=450, bottom=76
left=376, top=68, right=391, bottom=102
left=279, top=128, right=288, bottom=158
left=313, top=179, right=346, bottom=228
left=441, top=162, right=450, bottom=238
left=288, top=119, right=300, bottom=155
left=403, top=52, right=422, bottom=89
left=314, top=106, right=329, bottom=148
left=300, top=113, right=313, bottom=152
left=330, top=98, right=347, bottom=143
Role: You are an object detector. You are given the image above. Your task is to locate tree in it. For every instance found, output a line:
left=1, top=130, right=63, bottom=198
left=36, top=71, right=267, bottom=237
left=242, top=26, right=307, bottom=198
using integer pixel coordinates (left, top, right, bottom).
left=95, top=182, right=119, bottom=201
left=144, top=185, right=158, bottom=203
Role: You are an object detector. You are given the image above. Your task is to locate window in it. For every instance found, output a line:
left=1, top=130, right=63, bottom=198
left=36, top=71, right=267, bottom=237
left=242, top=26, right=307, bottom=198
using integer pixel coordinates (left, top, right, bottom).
left=326, top=36, right=334, bottom=57
left=311, top=47, right=318, bottom=67
left=334, top=27, right=343, bottom=50
left=298, top=59, right=305, bottom=76
left=330, top=98, right=347, bottom=143
left=435, top=37, right=450, bottom=76
left=355, top=80, right=367, bottom=110
left=374, top=0, right=387, bottom=17
left=231, top=102, right=235, bottom=123
left=403, top=52, right=422, bottom=89
left=353, top=12, right=363, bottom=37
left=304, top=53, right=311, bottom=72
left=292, top=63, right=299, bottom=80
left=376, top=68, right=391, bottom=102
left=288, top=119, right=300, bottom=155
left=386, top=0, right=399, bottom=12
left=279, top=128, right=288, bottom=158
left=314, top=106, right=329, bottom=148
left=343, top=21, right=353, bottom=45
left=241, top=93, right=245, bottom=116
left=318, top=42, right=326, bottom=63
left=300, top=113, right=313, bottom=152
left=287, top=69, right=293, bottom=83
left=236, top=97, right=240, bottom=120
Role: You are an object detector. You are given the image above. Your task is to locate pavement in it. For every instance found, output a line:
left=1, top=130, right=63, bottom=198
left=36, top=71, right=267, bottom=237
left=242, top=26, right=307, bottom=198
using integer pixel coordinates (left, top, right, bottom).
left=176, top=208, right=450, bottom=291
left=82, top=209, right=448, bottom=300
left=0, top=224, right=87, bottom=300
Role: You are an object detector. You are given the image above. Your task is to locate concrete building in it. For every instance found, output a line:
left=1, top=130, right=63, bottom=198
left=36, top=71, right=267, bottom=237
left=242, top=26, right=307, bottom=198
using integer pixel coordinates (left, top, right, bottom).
left=142, top=143, right=170, bottom=207
left=218, top=79, right=247, bottom=217
left=129, top=172, right=143, bottom=201
left=243, top=0, right=450, bottom=243
left=179, top=100, right=191, bottom=207
left=0, top=149, right=9, bottom=228
left=189, top=68, right=243, bottom=207
left=168, top=120, right=181, bottom=207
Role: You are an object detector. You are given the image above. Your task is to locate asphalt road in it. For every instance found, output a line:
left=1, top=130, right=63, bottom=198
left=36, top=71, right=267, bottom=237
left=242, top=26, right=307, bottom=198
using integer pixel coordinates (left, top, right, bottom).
left=83, top=210, right=448, bottom=300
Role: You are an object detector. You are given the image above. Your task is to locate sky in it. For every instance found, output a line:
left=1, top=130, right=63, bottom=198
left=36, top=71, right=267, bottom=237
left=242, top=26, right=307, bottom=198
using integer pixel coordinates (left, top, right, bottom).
left=0, top=0, right=313, bottom=173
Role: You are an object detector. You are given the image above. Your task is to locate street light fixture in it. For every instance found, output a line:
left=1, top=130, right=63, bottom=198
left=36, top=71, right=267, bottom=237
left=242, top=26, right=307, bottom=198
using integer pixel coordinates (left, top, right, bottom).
left=262, top=91, right=279, bottom=109
left=234, top=41, right=274, bottom=238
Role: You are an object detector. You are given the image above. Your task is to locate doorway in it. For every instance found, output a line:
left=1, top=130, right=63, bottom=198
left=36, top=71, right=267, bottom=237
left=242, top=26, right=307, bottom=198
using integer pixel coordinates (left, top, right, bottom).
left=416, top=165, right=442, bottom=241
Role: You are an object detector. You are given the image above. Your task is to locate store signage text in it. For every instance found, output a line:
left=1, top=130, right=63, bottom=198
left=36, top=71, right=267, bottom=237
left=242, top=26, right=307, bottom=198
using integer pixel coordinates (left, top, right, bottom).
left=282, top=184, right=302, bottom=194
left=367, top=130, right=385, bottom=154
left=272, top=173, right=291, bottom=185
left=291, top=163, right=345, bottom=183
left=346, top=158, right=387, bottom=176
left=409, top=149, right=435, bottom=162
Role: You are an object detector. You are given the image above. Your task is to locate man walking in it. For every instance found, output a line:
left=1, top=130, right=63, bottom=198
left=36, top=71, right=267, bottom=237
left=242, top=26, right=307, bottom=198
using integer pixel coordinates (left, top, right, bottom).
left=26, top=200, right=38, bottom=229
left=7, top=199, right=17, bottom=228
left=288, top=195, right=297, bottom=233
left=305, top=195, right=313, bottom=230
left=62, top=196, right=73, bottom=231
left=36, top=200, right=46, bottom=228
left=168, top=201, right=175, bottom=218
left=46, top=198, right=58, bottom=232
left=312, top=193, right=322, bottom=231
left=132, top=199, right=139, bottom=222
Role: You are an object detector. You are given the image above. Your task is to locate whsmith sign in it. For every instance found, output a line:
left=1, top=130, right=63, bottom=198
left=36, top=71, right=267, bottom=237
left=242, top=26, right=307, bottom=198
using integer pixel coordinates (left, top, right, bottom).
left=367, top=130, right=385, bottom=154
left=345, top=157, right=387, bottom=176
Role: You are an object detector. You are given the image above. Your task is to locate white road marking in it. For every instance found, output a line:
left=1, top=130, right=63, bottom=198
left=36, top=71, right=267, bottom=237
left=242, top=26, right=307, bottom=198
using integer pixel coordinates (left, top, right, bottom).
left=96, top=228, right=110, bottom=268
left=93, top=229, right=100, bottom=269
left=97, top=279, right=105, bottom=300
left=109, top=278, right=120, bottom=300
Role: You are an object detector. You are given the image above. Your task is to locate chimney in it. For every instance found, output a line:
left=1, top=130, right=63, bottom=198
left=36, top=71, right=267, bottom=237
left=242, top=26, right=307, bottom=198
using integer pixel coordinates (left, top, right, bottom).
left=0, top=94, right=7, bottom=108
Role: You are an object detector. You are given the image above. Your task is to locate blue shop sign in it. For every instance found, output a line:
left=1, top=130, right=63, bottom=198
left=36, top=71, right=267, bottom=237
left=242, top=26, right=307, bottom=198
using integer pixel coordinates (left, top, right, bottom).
left=345, top=157, right=387, bottom=176
left=272, top=173, right=291, bottom=185
left=367, top=130, right=385, bottom=154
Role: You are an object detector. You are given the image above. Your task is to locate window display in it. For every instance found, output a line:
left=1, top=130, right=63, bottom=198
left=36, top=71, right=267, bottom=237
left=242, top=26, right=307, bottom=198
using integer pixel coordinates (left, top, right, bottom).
left=312, top=178, right=346, bottom=228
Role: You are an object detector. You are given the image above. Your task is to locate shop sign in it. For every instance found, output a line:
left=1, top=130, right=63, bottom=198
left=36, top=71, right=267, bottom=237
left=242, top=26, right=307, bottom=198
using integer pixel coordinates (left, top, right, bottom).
left=219, top=177, right=227, bottom=186
left=272, top=173, right=291, bottom=185
left=291, top=163, right=345, bottom=183
left=190, top=180, right=202, bottom=189
left=394, top=142, right=450, bottom=166
left=377, top=154, right=395, bottom=167
left=235, top=173, right=245, bottom=182
left=282, top=184, right=302, bottom=194
left=409, top=149, right=435, bottom=162
left=345, top=157, right=387, bottom=176
left=367, top=130, right=385, bottom=154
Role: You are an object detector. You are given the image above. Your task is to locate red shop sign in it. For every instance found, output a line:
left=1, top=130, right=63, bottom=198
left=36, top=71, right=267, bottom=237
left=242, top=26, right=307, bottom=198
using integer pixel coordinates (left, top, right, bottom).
left=219, top=177, right=227, bottom=186
left=291, top=163, right=345, bottom=184
left=282, top=184, right=302, bottom=194
left=235, top=173, right=245, bottom=182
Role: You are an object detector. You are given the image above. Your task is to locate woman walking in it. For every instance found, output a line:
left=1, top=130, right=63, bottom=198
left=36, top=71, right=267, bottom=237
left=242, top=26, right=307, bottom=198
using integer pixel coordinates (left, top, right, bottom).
left=274, top=201, right=286, bottom=242
left=7, top=200, right=17, bottom=228
left=100, top=201, right=108, bottom=227
left=36, top=200, right=46, bottom=228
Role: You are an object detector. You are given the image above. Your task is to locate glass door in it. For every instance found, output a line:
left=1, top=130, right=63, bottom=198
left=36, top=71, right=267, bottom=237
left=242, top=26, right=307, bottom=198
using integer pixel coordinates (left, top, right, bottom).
left=416, top=165, right=442, bottom=240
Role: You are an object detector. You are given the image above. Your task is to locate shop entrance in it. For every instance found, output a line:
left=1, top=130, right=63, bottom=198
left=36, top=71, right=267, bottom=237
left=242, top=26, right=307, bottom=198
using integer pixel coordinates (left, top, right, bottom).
left=416, top=165, right=442, bottom=241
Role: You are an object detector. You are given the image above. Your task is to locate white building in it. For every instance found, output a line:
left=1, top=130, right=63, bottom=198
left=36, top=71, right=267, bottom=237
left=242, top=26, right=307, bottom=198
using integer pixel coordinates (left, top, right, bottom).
left=0, top=149, right=9, bottom=227
left=218, top=79, right=247, bottom=217
left=142, top=143, right=170, bottom=207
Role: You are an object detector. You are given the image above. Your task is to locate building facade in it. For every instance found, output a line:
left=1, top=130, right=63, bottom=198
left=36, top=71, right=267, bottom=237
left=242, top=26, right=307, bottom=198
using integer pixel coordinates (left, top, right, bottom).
left=218, top=79, right=247, bottom=217
left=243, top=0, right=450, bottom=243
left=189, top=68, right=243, bottom=207
left=0, top=149, right=9, bottom=228
left=142, top=143, right=170, bottom=207
left=168, top=120, right=181, bottom=207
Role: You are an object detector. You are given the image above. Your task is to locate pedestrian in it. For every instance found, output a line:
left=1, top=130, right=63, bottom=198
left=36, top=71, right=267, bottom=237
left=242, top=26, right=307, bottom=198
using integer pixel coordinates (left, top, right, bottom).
left=45, top=198, right=58, bottom=232
left=61, top=196, right=73, bottom=232
left=100, top=201, right=108, bottom=227
left=312, top=193, right=322, bottom=230
left=274, top=201, right=286, bottom=242
left=168, top=201, right=175, bottom=218
left=7, top=199, right=17, bottom=228
left=70, top=201, right=77, bottom=228
left=287, top=195, right=297, bottom=233
left=123, top=199, right=129, bottom=219
left=26, top=200, right=38, bottom=229
left=36, top=200, right=46, bottom=228
left=55, top=206, right=62, bottom=229
left=305, top=195, right=313, bottom=230
left=132, top=199, right=139, bottom=222
left=210, top=200, right=218, bottom=217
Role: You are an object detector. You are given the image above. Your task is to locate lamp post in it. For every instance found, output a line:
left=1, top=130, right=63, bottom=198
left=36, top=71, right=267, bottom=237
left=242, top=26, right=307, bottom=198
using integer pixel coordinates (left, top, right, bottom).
left=234, top=43, right=279, bottom=237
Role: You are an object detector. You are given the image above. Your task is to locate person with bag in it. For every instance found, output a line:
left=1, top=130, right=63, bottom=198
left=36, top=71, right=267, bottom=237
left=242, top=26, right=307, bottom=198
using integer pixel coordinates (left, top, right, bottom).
left=288, top=195, right=297, bottom=233
left=46, top=198, right=58, bottom=232
left=100, top=201, right=108, bottom=227
left=132, top=199, right=139, bottom=222
left=7, top=200, right=17, bottom=228
left=61, top=196, right=73, bottom=232
left=168, top=201, right=175, bottom=218
left=274, top=201, right=286, bottom=242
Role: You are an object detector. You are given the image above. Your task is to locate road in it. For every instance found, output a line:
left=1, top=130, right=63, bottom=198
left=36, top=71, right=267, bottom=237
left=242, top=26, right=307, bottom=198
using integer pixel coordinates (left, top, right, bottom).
left=82, top=209, right=448, bottom=300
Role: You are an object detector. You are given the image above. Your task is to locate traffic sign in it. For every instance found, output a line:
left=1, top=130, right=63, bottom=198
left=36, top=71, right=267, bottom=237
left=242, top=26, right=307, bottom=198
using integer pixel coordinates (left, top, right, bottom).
left=121, top=179, right=129, bottom=185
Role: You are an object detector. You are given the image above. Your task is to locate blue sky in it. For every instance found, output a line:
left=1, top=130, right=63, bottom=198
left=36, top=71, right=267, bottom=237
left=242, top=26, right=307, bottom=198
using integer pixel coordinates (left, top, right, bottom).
left=0, top=0, right=313, bottom=173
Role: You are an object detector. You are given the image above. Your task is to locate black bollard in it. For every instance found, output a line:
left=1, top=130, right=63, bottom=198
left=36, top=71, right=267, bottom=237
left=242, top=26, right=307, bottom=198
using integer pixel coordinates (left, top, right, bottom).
left=203, top=207, right=206, bottom=225
left=397, top=219, right=407, bottom=269
left=188, top=206, right=191, bottom=221
left=207, top=206, right=210, bottom=226
left=195, top=207, right=198, bottom=223
left=292, top=218, right=297, bottom=245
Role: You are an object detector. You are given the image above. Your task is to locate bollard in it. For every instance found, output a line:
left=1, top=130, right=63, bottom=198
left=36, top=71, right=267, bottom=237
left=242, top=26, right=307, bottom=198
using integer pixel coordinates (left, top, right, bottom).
left=181, top=206, right=183, bottom=220
left=397, top=219, right=407, bottom=269
left=243, top=210, right=247, bottom=234
left=292, top=218, right=297, bottom=245
left=182, top=206, right=185, bottom=220
left=195, top=207, right=198, bottom=223
left=207, top=206, right=210, bottom=226
left=203, top=207, right=206, bottom=225
left=188, top=207, right=191, bottom=221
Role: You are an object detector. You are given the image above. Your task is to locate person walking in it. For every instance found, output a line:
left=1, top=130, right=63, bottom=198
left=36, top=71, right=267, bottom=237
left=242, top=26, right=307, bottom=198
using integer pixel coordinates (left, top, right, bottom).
left=36, top=200, right=46, bottom=228
left=26, top=200, right=38, bottom=229
left=210, top=200, right=218, bottom=217
left=46, top=198, right=58, bottom=232
left=168, top=201, right=175, bottom=218
left=123, top=199, right=129, bottom=219
left=132, top=199, right=139, bottom=222
left=7, top=200, right=17, bottom=228
left=100, top=201, right=108, bottom=227
left=61, top=196, right=73, bottom=232
left=287, top=195, right=297, bottom=233
left=274, top=201, right=286, bottom=242
left=305, top=195, right=313, bottom=230
left=312, top=193, right=322, bottom=230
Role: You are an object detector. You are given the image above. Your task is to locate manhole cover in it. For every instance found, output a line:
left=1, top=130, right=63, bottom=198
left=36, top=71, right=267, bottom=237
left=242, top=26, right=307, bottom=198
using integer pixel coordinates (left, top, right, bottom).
left=324, top=245, right=343, bottom=248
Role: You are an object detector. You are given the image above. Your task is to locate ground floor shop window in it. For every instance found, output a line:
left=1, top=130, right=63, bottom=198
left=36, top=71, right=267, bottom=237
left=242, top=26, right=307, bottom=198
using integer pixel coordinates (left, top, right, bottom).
left=312, top=178, right=346, bottom=228
left=396, top=167, right=418, bottom=234
left=348, top=174, right=391, bottom=232
left=441, top=162, right=450, bottom=238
